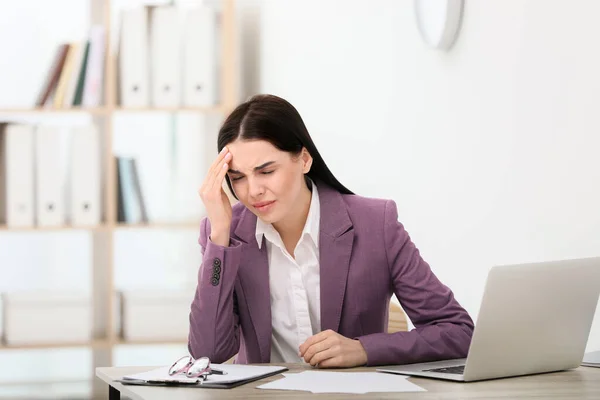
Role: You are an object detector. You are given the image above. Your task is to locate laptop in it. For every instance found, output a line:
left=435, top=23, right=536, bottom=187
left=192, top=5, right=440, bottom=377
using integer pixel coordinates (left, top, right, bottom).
left=377, top=256, right=600, bottom=382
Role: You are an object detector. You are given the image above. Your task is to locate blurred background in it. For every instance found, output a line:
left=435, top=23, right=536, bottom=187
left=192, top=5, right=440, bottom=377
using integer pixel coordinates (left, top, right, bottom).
left=0, top=0, right=599, bottom=398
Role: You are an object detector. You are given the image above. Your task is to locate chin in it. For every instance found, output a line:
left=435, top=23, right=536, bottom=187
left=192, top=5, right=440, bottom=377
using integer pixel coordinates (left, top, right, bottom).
left=256, top=214, right=279, bottom=225
left=254, top=208, right=282, bottom=225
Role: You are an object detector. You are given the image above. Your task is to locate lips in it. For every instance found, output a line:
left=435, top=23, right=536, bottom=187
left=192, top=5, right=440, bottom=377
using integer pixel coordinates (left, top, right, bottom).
left=253, top=200, right=275, bottom=209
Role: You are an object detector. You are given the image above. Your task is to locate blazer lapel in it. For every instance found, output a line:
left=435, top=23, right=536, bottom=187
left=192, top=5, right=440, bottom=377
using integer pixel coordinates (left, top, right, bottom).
left=317, top=182, right=354, bottom=333
left=234, top=207, right=272, bottom=362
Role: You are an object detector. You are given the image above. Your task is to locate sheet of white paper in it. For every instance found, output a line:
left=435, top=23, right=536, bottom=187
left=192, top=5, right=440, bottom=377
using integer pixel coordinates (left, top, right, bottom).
left=257, top=371, right=426, bottom=394
left=123, top=364, right=286, bottom=385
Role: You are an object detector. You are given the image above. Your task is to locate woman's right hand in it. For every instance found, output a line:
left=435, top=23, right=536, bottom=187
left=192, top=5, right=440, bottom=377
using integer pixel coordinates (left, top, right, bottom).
left=199, top=147, right=233, bottom=246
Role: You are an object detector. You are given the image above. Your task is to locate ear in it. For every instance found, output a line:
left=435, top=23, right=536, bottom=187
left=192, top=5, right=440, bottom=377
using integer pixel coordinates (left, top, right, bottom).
left=301, top=148, right=313, bottom=174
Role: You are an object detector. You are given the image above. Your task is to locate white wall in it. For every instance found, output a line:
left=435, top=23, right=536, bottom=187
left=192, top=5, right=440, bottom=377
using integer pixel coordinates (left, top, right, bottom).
left=252, top=0, right=600, bottom=351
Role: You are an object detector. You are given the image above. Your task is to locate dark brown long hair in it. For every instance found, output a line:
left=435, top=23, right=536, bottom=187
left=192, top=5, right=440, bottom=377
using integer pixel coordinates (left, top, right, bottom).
left=217, top=94, right=353, bottom=199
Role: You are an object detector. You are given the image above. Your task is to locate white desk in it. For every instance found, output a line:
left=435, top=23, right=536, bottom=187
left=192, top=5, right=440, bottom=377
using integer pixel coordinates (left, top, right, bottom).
left=96, top=363, right=600, bottom=400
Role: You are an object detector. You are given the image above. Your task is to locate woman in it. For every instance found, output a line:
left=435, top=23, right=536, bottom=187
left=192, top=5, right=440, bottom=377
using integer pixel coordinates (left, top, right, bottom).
left=188, top=94, right=474, bottom=368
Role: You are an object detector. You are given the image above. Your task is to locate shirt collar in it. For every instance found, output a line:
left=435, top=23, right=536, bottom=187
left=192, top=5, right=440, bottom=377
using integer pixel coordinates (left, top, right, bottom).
left=255, top=178, right=320, bottom=250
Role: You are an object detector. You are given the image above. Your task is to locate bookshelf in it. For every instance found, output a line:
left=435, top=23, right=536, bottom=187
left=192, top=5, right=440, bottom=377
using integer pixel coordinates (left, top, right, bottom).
left=0, top=0, right=237, bottom=396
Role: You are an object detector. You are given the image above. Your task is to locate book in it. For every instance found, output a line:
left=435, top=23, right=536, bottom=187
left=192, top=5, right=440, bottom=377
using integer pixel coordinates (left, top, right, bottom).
left=35, top=43, right=70, bottom=107
left=52, top=43, right=78, bottom=108
left=130, top=158, right=148, bottom=223
left=62, top=42, right=85, bottom=108
left=116, top=157, right=147, bottom=224
left=82, top=25, right=106, bottom=107
left=72, top=40, right=91, bottom=106
left=116, top=157, right=125, bottom=223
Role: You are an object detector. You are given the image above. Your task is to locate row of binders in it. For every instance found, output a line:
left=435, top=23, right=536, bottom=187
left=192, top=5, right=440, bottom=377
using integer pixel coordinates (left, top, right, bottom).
left=1, top=289, right=194, bottom=345
left=0, top=123, right=101, bottom=227
left=36, top=26, right=105, bottom=108
left=119, top=4, right=219, bottom=108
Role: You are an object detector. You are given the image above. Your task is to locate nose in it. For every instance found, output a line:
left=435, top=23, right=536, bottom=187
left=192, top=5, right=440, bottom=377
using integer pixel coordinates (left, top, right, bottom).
left=247, top=177, right=264, bottom=199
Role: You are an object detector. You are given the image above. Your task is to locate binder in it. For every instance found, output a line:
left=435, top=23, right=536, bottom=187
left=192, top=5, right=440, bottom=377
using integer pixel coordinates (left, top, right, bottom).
left=0, top=124, right=35, bottom=227
left=35, top=125, right=66, bottom=227
left=171, top=114, right=206, bottom=222
left=120, top=289, right=194, bottom=341
left=118, top=7, right=150, bottom=107
left=2, top=291, right=92, bottom=345
left=69, top=125, right=101, bottom=226
left=182, top=6, right=217, bottom=107
left=150, top=6, right=181, bottom=107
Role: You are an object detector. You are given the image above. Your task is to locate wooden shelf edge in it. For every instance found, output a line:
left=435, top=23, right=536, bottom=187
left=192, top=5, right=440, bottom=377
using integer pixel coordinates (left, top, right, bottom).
left=0, top=108, right=108, bottom=115
left=0, top=339, right=188, bottom=350
left=115, top=222, right=199, bottom=230
left=112, top=106, right=225, bottom=113
left=0, top=223, right=201, bottom=232
left=0, top=224, right=110, bottom=232
left=0, top=377, right=91, bottom=387
left=0, top=107, right=225, bottom=114
left=113, top=339, right=187, bottom=346
left=0, top=340, right=110, bottom=351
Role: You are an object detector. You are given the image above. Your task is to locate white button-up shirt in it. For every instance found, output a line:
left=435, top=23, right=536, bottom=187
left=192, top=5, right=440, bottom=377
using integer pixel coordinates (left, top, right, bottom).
left=255, top=181, right=321, bottom=363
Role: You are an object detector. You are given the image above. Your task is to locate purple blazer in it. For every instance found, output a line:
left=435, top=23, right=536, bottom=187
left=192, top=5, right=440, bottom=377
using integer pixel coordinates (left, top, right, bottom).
left=188, top=181, right=474, bottom=366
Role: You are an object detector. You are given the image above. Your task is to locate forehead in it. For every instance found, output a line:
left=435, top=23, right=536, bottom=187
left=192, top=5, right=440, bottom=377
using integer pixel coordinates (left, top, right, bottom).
left=227, top=139, right=287, bottom=171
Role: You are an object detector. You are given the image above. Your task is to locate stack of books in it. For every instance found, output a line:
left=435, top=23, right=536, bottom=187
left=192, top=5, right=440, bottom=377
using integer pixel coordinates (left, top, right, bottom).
left=35, top=25, right=105, bottom=108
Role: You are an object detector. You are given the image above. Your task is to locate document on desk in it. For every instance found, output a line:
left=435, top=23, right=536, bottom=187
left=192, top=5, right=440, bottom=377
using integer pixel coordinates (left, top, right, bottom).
left=257, top=371, right=426, bottom=394
left=117, top=364, right=288, bottom=389
left=582, top=350, right=600, bottom=368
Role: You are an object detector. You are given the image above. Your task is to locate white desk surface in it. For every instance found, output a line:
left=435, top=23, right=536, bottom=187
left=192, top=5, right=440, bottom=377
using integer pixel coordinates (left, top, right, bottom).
left=96, top=363, right=600, bottom=400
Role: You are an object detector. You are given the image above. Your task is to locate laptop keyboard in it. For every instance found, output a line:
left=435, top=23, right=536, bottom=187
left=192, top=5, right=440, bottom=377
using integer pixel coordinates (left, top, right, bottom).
left=423, top=365, right=465, bottom=374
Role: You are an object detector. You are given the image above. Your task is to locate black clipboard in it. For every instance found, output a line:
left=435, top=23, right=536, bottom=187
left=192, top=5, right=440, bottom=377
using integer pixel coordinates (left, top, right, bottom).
left=114, top=366, right=288, bottom=389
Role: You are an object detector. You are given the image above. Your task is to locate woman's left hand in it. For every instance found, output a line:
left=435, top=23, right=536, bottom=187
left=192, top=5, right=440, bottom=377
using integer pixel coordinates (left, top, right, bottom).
left=299, top=329, right=368, bottom=368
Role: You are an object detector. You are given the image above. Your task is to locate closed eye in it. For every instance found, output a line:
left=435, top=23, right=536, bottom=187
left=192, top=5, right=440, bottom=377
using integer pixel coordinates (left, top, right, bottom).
left=230, top=170, right=274, bottom=182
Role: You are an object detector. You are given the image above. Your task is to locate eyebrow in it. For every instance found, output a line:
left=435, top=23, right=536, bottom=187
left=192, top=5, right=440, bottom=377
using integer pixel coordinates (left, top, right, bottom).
left=228, top=161, right=276, bottom=175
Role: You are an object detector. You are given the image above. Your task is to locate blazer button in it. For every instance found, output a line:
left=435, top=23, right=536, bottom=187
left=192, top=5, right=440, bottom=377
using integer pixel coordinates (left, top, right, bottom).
left=213, top=265, right=221, bottom=274
left=212, top=272, right=220, bottom=281
left=211, top=277, right=219, bottom=286
left=213, top=258, right=221, bottom=267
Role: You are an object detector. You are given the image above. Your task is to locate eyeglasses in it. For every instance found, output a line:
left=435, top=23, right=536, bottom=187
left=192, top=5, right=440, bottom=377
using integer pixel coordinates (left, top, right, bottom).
left=168, top=356, right=227, bottom=379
